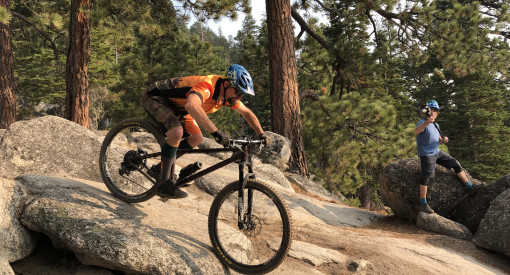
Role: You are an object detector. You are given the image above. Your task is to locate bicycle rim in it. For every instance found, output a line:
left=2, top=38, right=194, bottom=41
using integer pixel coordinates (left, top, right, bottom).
left=208, top=180, right=292, bottom=274
left=99, top=119, right=165, bottom=203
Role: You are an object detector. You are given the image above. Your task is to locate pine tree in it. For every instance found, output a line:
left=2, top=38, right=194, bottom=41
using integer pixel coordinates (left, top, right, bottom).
left=65, top=0, right=91, bottom=128
left=440, top=73, right=510, bottom=182
left=8, top=0, right=68, bottom=120
left=301, top=87, right=416, bottom=202
left=267, top=0, right=309, bottom=176
left=0, top=0, right=16, bottom=128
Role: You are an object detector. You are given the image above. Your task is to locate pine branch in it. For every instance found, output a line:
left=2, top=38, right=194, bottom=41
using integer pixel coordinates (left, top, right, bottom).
left=11, top=11, right=60, bottom=59
left=299, top=90, right=320, bottom=102
left=290, top=7, right=334, bottom=52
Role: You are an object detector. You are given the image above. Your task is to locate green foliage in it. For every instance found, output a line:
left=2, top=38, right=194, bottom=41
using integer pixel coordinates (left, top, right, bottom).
left=13, top=44, right=66, bottom=114
left=0, top=6, right=12, bottom=24
left=436, top=73, right=510, bottom=182
left=11, top=0, right=68, bottom=117
left=175, top=0, right=250, bottom=20
left=302, top=89, right=415, bottom=195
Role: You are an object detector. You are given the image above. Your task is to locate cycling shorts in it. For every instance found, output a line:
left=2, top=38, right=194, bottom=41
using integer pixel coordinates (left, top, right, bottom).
left=420, top=150, right=462, bottom=179
left=141, top=94, right=201, bottom=135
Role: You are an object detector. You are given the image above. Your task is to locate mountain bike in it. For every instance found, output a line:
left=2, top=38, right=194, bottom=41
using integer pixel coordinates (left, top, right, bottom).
left=98, top=118, right=292, bottom=274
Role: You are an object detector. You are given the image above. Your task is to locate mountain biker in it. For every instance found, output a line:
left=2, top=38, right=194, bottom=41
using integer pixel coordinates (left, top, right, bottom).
left=414, top=100, right=473, bottom=214
left=142, top=64, right=268, bottom=199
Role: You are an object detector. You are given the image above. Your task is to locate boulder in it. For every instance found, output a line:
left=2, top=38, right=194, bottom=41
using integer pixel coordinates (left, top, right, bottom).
left=450, top=174, right=509, bottom=233
left=177, top=151, right=294, bottom=195
left=194, top=173, right=238, bottom=196
left=285, top=173, right=343, bottom=203
left=196, top=138, right=232, bottom=160
left=473, top=188, right=510, bottom=258
left=380, top=158, right=481, bottom=221
left=33, top=102, right=60, bottom=116
left=252, top=163, right=293, bottom=191
left=0, top=116, right=103, bottom=182
left=0, top=257, right=15, bottom=275
left=198, top=132, right=291, bottom=172
left=17, top=175, right=227, bottom=274
left=257, top=131, right=291, bottom=171
left=0, top=178, right=39, bottom=262
left=416, top=212, right=473, bottom=240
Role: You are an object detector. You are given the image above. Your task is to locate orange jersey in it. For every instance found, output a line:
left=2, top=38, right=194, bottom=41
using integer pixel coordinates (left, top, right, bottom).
left=145, top=75, right=241, bottom=114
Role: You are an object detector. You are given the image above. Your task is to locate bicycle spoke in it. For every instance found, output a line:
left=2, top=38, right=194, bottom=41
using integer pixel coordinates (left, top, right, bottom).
left=99, top=119, right=164, bottom=203
left=209, top=180, right=291, bottom=273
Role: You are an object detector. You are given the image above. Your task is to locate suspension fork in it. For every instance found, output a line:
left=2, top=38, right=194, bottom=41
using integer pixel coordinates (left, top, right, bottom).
left=237, top=145, right=255, bottom=230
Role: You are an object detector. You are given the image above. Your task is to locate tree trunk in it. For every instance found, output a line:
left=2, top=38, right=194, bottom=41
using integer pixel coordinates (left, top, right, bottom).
left=266, top=0, right=309, bottom=176
left=0, top=0, right=16, bottom=129
left=65, top=0, right=91, bottom=128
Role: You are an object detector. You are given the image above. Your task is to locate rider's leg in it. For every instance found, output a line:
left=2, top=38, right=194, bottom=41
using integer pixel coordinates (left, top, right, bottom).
left=181, top=114, right=204, bottom=148
left=419, top=155, right=436, bottom=214
left=184, top=133, right=204, bottom=148
left=436, top=151, right=472, bottom=189
left=161, top=126, right=183, bottom=181
left=141, top=94, right=188, bottom=198
left=158, top=126, right=188, bottom=198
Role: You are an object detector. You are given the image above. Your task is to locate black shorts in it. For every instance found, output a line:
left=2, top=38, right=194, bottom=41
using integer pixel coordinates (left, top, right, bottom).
left=420, top=151, right=462, bottom=179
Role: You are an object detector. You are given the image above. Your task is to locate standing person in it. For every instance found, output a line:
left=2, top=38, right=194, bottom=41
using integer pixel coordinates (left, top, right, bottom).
left=142, top=64, right=268, bottom=198
left=414, top=100, right=473, bottom=214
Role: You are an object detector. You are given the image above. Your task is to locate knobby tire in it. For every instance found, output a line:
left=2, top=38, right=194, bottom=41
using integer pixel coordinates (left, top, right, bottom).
left=99, top=118, right=165, bottom=203
left=208, top=180, right=292, bottom=274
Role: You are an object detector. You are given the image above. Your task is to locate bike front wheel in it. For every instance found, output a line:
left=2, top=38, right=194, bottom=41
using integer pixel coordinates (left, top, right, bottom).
left=208, top=180, right=292, bottom=274
left=99, top=118, right=165, bottom=203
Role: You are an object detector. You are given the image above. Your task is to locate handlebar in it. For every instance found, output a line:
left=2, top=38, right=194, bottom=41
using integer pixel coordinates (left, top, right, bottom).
left=230, top=138, right=265, bottom=147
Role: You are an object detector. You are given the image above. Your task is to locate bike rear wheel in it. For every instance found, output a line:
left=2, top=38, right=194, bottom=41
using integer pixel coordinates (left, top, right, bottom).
left=208, top=180, right=292, bottom=274
left=99, top=119, right=165, bottom=203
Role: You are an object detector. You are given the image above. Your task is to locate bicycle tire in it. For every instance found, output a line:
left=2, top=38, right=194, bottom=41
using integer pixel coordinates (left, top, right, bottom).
left=208, top=180, right=292, bottom=274
left=99, top=118, right=165, bottom=203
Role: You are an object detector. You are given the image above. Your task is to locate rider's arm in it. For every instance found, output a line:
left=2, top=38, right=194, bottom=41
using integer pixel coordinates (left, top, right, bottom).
left=234, top=102, right=264, bottom=135
left=185, top=93, right=218, bottom=133
left=414, top=117, right=433, bottom=136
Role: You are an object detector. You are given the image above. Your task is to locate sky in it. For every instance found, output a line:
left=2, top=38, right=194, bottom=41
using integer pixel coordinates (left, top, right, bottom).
left=178, top=1, right=328, bottom=38
left=203, top=2, right=266, bottom=38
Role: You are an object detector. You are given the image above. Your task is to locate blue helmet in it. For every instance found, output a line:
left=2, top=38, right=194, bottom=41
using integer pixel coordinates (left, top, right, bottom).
left=224, top=64, right=255, bottom=96
left=427, top=100, right=440, bottom=110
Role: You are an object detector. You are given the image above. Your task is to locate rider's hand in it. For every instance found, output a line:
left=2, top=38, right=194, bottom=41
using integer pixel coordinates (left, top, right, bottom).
left=212, top=131, right=230, bottom=147
left=259, top=133, right=270, bottom=146
left=426, top=115, right=435, bottom=124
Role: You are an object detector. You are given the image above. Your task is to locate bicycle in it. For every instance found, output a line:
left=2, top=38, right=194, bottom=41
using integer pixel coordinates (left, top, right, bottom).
left=99, top=118, right=292, bottom=274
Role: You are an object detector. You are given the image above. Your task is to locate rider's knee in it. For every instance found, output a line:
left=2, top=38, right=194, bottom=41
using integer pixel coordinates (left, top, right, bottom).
left=166, top=126, right=183, bottom=143
left=453, top=161, right=463, bottom=174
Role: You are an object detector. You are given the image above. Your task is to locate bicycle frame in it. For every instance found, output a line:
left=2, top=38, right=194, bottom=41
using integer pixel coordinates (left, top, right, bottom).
left=136, top=140, right=261, bottom=230
left=177, top=145, right=256, bottom=229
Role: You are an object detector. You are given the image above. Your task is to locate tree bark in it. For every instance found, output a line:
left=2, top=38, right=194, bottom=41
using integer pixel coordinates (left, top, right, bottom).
left=65, top=0, right=91, bottom=128
left=0, top=0, right=16, bottom=129
left=266, top=0, right=309, bottom=176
